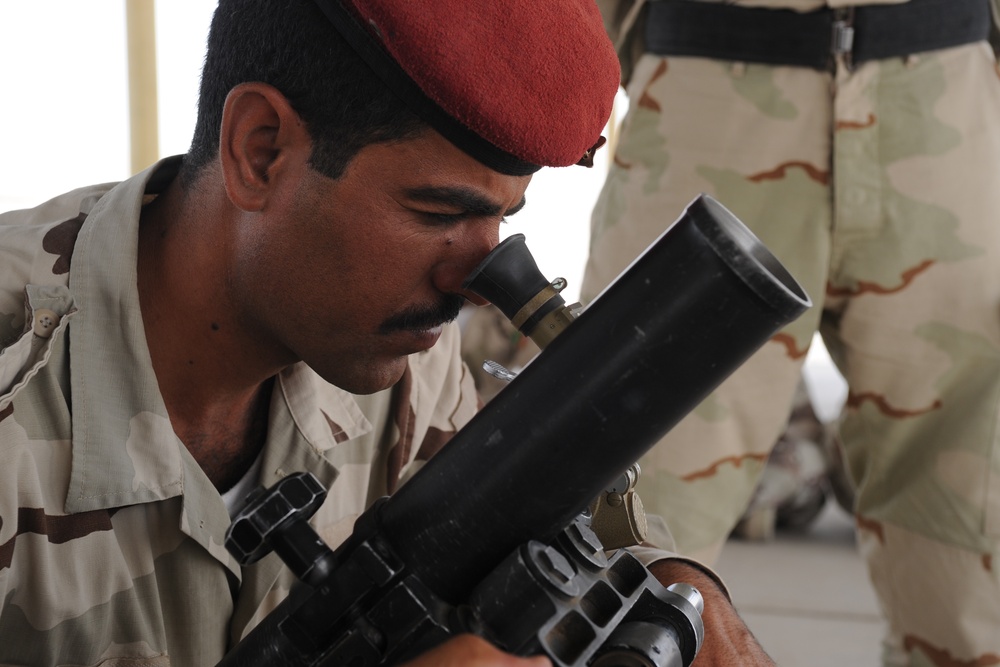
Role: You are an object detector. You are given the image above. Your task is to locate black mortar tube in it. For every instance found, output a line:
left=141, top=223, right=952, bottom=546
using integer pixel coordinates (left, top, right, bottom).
left=378, top=195, right=811, bottom=603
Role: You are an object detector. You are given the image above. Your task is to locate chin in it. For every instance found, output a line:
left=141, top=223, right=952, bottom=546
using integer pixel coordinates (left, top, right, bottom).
left=321, top=358, right=408, bottom=395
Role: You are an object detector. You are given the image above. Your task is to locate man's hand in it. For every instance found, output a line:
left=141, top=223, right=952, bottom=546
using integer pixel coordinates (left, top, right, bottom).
left=649, top=560, right=776, bottom=666
left=399, top=634, right=551, bottom=667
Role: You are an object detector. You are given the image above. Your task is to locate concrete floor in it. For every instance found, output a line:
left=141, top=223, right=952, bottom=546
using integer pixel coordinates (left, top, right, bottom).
left=714, top=503, right=886, bottom=666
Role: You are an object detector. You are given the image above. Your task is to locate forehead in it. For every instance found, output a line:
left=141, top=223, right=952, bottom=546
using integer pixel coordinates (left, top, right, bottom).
left=342, top=129, right=533, bottom=205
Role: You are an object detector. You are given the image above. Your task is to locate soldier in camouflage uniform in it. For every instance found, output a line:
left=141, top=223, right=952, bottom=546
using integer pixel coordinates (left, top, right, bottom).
left=0, top=0, right=778, bottom=665
left=0, top=157, right=483, bottom=664
left=587, top=0, right=1000, bottom=664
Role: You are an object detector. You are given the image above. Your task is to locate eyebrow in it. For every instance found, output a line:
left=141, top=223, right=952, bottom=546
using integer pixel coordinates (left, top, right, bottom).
left=404, top=186, right=527, bottom=217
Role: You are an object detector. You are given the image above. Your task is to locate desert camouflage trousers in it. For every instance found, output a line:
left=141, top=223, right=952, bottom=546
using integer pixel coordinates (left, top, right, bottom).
left=581, top=43, right=1000, bottom=666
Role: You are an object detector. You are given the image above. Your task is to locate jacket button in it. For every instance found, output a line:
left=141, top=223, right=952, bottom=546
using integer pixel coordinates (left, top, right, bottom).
left=33, top=309, right=59, bottom=338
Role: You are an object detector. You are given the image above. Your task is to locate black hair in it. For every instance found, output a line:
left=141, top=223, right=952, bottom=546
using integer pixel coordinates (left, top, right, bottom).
left=182, top=0, right=425, bottom=184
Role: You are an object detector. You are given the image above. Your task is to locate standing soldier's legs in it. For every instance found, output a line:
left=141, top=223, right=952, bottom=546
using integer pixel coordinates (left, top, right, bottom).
left=828, top=43, right=1000, bottom=665
left=587, top=41, right=1000, bottom=665
left=582, top=55, right=833, bottom=563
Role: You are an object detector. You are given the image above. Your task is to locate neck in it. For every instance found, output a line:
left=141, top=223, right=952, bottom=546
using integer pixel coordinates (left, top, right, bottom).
left=186, top=376, right=275, bottom=491
left=137, top=176, right=287, bottom=488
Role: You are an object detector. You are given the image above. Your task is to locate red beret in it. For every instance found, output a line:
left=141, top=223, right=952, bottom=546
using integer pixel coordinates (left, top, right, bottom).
left=312, top=0, right=620, bottom=175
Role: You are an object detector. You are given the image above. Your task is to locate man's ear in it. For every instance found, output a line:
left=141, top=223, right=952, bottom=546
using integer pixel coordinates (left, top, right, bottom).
left=219, top=82, right=310, bottom=212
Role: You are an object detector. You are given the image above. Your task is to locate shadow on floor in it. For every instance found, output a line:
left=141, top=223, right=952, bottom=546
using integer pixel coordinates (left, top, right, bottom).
left=713, top=503, right=886, bottom=666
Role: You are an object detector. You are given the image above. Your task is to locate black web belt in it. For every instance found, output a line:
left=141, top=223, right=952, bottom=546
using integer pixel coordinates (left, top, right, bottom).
left=645, top=0, right=992, bottom=71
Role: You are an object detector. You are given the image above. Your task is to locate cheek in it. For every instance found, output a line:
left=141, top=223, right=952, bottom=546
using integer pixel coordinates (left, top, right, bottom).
left=294, top=197, right=448, bottom=304
left=355, top=249, right=436, bottom=307
left=309, top=240, right=436, bottom=328
left=358, top=229, right=448, bottom=292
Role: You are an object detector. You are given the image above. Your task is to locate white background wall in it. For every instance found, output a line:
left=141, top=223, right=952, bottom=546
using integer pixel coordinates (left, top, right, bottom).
left=0, top=1, right=615, bottom=305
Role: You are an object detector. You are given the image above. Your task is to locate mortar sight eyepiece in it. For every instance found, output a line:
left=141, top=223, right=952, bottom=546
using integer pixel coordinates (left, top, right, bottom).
left=462, top=234, right=578, bottom=349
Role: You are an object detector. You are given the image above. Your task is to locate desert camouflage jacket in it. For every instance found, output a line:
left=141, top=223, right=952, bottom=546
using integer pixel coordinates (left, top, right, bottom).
left=0, top=157, right=479, bottom=665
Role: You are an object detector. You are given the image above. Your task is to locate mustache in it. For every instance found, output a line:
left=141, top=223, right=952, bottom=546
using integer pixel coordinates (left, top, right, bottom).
left=379, top=293, right=467, bottom=334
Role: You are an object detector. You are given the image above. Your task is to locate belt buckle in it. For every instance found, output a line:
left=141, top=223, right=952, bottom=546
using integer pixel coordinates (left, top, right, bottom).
left=831, top=7, right=856, bottom=70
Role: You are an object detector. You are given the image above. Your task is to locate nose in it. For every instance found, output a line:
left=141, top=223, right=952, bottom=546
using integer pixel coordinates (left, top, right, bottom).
left=432, top=223, right=500, bottom=306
